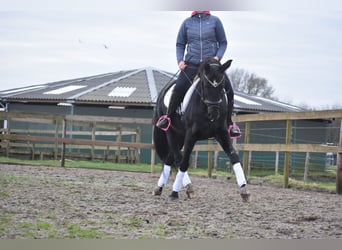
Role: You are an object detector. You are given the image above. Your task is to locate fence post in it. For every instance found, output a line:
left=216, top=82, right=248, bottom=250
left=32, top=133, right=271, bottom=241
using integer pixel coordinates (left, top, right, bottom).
left=242, top=121, right=251, bottom=174
left=31, top=142, right=35, bottom=160
left=337, top=120, right=342, bottom=194
left=275, top=151, right=279, bottom=175
left=150, top=127, right=155, bottom=174
left=192, top=151, right=198, bottom=169
left=54, top=120, right=59, bottom=160
left=208, top=139, right=213, bottom=177
left=247, top=151, right=252, bottom=177
left=283, top=119, right=292, bottom=188
left=304, top=152, right=310, bottom=181
left=91, top=122, right=96, bottom=161
left=136, top=127, right=141, bottom=164
left=60, top=119, right=67, bottom=167
left=5, top=118, right=11, bottom=157
left=214, top=150, right=219, bottom=173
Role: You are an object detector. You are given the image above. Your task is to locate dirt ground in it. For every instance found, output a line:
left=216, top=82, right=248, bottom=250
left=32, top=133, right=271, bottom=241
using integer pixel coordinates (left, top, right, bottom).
left=0, top=164, right=341, bottom=239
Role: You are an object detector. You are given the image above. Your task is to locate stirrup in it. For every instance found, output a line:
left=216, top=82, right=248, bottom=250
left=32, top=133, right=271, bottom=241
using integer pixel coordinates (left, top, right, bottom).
left=156, top=115, right=171, bottom=131
left=228, top=124, right=241, bottom=139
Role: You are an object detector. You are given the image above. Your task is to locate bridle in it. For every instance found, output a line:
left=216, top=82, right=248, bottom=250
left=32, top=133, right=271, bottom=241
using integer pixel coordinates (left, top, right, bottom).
left=200, top=63, right=225, bottom=107
left=203, top=63, right=225, bottom=88
left=192, top=61, right=226, bottom=122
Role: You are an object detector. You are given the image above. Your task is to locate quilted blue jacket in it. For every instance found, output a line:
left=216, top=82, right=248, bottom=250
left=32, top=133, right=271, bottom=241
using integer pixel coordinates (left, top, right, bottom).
left=176, top=13, right=228, bottom=65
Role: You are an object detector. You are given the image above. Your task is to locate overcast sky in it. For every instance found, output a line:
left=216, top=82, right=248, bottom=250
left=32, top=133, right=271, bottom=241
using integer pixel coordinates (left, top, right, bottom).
left=1, top=1, right=342, bottom=109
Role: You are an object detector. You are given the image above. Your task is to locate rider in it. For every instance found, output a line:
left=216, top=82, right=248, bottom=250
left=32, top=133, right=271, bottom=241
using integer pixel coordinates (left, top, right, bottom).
left=156, top=11, right=240, bottom=138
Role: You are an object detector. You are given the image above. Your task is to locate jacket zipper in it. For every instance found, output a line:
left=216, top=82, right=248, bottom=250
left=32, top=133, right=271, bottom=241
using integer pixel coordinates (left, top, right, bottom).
left=199, top=14, right=202, bottom=62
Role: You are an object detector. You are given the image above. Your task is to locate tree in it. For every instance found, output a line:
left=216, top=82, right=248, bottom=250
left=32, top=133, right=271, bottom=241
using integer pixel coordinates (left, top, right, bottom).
left=228, top=68, right=275, bottom=99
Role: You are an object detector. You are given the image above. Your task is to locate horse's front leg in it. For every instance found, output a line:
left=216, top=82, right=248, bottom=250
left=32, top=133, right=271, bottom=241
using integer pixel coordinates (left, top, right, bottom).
left=215, top=130, right=246, bottom=187
left=153, top=163, right=172, bottom=196
left=170, top=133, right=196, bottom=200
left=215, top=130, right=250, bottom=202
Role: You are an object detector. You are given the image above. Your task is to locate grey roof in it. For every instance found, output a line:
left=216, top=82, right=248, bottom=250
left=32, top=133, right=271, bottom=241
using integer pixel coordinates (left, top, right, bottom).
left=0, top=67, right=303, bottom=113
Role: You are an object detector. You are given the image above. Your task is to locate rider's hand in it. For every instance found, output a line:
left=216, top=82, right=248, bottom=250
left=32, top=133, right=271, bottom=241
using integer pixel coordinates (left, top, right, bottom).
left=178, top=61, right=187, bottom=71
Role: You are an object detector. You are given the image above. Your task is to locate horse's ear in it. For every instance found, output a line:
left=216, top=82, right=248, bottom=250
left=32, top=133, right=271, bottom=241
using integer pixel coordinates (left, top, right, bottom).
left=222, top=59, right=233, bottom=71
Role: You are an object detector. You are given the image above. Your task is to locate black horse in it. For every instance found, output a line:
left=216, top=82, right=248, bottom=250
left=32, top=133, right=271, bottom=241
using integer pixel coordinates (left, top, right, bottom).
left=153, top=58, right=250, bottom=202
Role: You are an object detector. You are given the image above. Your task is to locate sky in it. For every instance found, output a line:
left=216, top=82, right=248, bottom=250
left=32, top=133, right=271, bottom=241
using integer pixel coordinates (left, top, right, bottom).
left=1, top=1, right=342, bottom=109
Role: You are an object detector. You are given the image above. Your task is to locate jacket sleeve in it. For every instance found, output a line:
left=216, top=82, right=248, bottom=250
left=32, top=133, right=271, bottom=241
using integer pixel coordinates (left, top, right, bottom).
left=215, top=18, right=227, bottom=59
left=176, top=21, right=187, bottom=64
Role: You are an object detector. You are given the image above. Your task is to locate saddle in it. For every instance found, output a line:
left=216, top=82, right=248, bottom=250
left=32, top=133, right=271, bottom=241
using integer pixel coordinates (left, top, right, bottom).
left=163, top=77, right=228, bottom=114
left=163, top=78, right=200, bottom=114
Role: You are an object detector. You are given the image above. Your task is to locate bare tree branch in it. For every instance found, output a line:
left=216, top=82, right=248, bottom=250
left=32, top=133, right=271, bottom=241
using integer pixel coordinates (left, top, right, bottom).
left=228, top=68, right=275, bottom=99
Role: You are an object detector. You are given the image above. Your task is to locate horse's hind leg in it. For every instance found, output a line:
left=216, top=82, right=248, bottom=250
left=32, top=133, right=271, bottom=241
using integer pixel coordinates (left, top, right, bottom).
left=170, top=135, right=197, bottom=200
left=153, top=152, right=174, bottom=196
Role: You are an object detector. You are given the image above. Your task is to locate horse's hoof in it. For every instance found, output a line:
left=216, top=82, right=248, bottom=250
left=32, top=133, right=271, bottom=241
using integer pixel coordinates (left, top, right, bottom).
left=153, top=186, right=163, bottom=196
left=169, top=191, right=179, bottom=200
left=185, top=184, right=195, bottom=199
left=240, top=187, right=251, bottom=203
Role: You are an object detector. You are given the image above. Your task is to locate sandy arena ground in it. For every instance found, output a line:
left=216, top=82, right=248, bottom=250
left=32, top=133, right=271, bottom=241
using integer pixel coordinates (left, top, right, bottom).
left=0, top=164, right=341, bottom=239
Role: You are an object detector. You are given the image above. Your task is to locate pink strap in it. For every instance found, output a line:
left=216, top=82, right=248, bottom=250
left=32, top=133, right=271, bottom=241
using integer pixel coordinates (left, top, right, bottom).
left=228, top=124, right=241, bottom=139
left=156, top=115, right=171, bottom=131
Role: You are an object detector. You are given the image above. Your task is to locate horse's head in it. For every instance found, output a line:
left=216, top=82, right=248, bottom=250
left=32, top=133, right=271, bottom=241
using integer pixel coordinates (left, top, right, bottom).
left=198, top=58, right=232, bottom=122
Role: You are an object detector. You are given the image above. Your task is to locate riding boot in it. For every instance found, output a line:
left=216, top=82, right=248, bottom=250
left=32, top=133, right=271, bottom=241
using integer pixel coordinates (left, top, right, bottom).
left=156, top=91, right=183, bottom=130
left=227, top=100, right=241, bottom=138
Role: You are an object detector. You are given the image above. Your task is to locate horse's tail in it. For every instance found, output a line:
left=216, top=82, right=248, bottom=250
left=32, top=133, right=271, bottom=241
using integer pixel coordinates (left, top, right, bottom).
left=152, top=80, right=176, bottom=161
left=152, top=125, right=170, bottom=161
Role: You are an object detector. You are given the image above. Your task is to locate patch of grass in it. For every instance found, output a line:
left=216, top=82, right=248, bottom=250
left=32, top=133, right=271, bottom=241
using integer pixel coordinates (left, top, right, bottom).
left=66, top=223, right=106, bottom=239
left=124, top=217, right=145, bottom=227
left=18, top=220, right=53, bottom=231
left=290, top=179, right=336, bottom=193
left=0, top=156, right=159, bottom=173
left=152, top=224, right=166, bottom=239
left=47, top=213, right=57, bottom=220
left=37, top=221, right=52, bottom=230
left=18, top=222, right=35, bottom=229
left=120, top=179, right=139, bottom=188
left=262, top=174, right=336, bottom=193
left=0, top=175, right=33, bottom=184
left=0, top=191, right=9, bottom=198
left=47, top=231, right=58, bottom=238
left=15, top=220, right=54, bottom=239
left=0, top=214, right=13, bottom=235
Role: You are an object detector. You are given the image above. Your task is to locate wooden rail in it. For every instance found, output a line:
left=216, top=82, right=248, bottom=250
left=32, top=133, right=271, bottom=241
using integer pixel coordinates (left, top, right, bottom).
left=194, top=143, right=342, bottom=153
left=0, top=134, right=152, bottom=149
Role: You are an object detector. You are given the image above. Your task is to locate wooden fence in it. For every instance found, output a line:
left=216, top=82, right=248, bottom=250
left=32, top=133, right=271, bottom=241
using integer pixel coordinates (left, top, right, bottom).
left=0, top=112, right=152, bottom=164
left=193, top=109, right=342, bottom=193
left=1, top=110, right=342, bottom=194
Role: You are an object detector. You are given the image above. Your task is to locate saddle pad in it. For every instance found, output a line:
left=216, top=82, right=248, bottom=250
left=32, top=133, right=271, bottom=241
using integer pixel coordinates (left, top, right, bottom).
left=163, top=78, right=200, bottom=113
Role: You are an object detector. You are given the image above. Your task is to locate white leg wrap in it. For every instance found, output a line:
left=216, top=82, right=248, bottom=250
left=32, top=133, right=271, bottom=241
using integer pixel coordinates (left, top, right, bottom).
left=172, top=170, right=185, bottom=192
left=182, top=171, right=191, bottom=187
left=157, top=164, right=171, bottom=187
left=233, top=162, right=247, bottom=188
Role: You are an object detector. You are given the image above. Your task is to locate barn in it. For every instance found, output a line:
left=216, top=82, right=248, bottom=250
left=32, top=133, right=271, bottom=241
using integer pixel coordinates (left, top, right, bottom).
left=0, top=67, right=330, bottom=170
